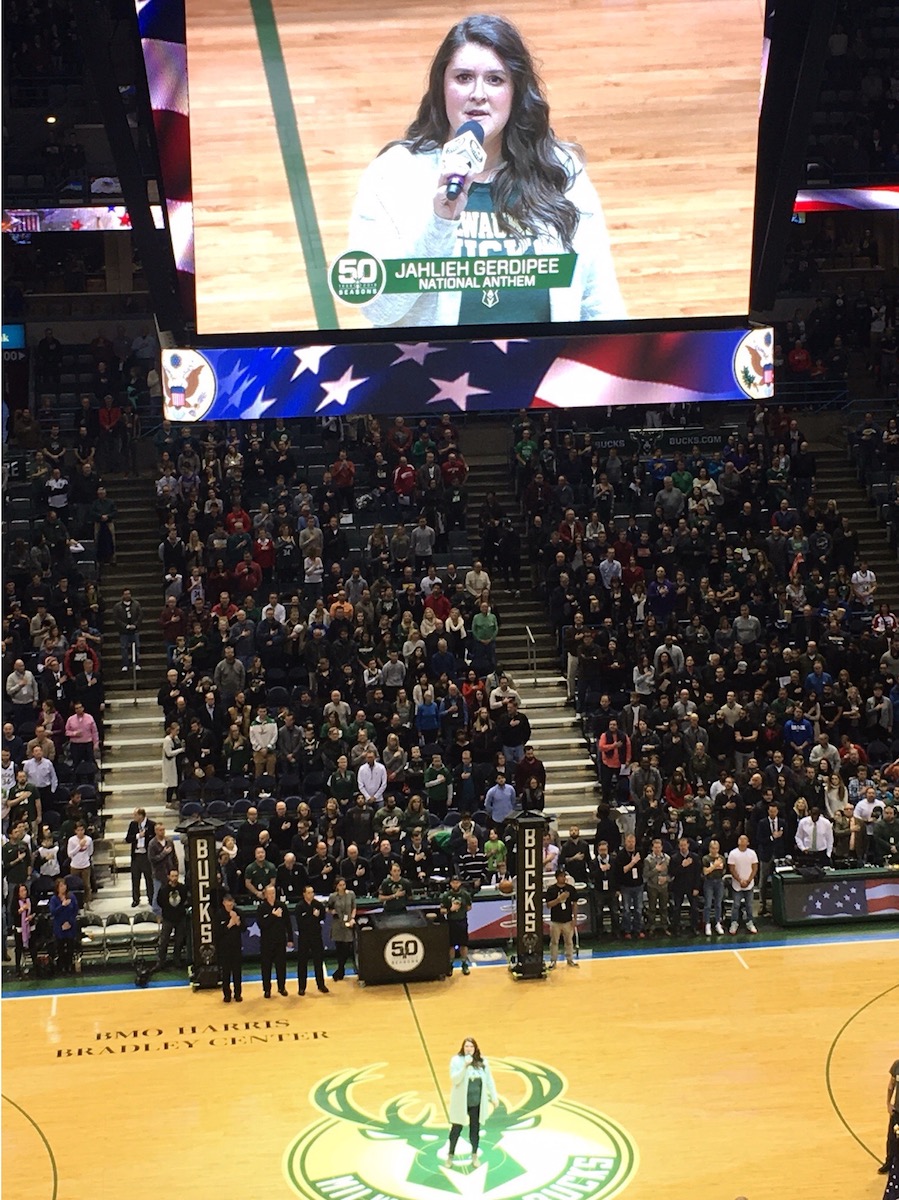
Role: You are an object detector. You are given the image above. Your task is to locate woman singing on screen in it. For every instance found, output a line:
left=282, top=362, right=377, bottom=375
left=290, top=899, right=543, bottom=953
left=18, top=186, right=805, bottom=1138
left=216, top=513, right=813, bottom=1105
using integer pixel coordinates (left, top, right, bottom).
left=445, top=1036, right=498, bottom=1169
left=347, top=14, right=625, bottom=329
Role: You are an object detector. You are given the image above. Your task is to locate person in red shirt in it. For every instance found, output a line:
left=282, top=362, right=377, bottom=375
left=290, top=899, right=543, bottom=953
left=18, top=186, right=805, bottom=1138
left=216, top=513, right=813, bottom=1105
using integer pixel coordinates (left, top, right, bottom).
left=424, top=583, right=451, bottom=622
left=158, top=596, right=187, bottom=650
left=225, top=503, right=251, bottom=535
left=393, top=457, right=417, bottom=504
left=252, top=531, right=275, bottom=590
left=330, top=449, right=356, bottom=512
left=597, top=719, right=631, bottom=806
left=234, top=552, right=262, bottom=597
left=787, top=339, right=811, bottom=379
left=441, top=451, right=469, bottom=487
left=558, top=509, right=585, bottom=544
left=211, top=591, right=238, bottom=621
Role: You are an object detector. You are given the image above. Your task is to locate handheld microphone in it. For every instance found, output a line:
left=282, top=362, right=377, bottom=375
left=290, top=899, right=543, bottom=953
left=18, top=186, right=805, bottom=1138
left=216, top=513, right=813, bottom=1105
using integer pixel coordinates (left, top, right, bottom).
left=443, top=120, right=486, bottom=201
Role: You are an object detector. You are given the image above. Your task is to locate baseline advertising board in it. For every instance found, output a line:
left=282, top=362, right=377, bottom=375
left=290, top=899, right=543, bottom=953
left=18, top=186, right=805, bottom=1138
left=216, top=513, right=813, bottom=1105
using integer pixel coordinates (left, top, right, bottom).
left=181, top=0, right=764, bottom=338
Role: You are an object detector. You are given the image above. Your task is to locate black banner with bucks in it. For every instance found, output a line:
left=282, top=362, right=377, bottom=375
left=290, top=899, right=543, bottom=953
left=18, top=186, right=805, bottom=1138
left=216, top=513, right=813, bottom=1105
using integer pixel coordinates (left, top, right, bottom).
left=512, top=814, right=547, bottom=980
left=186, top=822, right=219, bottom=990
left=330, top=250, right=576, bottom=304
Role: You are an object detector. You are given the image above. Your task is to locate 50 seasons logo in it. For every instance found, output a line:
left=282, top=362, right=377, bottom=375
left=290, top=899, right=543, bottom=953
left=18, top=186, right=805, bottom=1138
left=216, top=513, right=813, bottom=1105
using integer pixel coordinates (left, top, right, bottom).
left=284, top=1058, right=637, bottom=1200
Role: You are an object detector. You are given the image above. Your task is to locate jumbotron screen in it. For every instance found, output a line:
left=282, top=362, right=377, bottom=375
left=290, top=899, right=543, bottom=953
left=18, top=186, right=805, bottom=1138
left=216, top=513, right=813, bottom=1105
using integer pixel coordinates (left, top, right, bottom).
left=184, top=0, right=764, bottom=339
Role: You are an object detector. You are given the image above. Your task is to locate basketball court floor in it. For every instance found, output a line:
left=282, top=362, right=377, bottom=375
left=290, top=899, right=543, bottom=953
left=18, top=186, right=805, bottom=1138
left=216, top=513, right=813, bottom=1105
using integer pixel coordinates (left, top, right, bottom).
left=3, top=933, right=895, bottom=1200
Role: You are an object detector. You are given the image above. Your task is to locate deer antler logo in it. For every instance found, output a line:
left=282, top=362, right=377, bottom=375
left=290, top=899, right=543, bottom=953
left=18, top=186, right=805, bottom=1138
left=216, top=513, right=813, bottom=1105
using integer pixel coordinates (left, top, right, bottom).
left=284, top=1058, right=637, bottom=1200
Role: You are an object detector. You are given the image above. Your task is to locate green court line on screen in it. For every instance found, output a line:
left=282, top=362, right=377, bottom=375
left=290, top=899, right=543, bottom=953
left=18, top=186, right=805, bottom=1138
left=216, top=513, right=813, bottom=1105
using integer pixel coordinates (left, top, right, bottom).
left=249, top=0, right=339, bottom=330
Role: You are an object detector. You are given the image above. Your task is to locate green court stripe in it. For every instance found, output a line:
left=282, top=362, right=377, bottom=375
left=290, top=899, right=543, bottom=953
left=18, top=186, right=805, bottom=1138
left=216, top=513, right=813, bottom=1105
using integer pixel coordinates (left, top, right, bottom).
left=2, top=1093, right=58, bottom=1199
left=824, top=981, right=899, bottom=1163
left=403, top=984, right=450, bottom=1123
left=249, top=0, right=338, bottom=330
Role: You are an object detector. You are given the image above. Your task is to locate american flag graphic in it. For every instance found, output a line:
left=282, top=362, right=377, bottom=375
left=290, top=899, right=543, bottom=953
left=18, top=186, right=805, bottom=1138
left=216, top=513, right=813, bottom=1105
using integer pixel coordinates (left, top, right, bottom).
left=165, top=328, right=763, bottom=422
left=801, top=877, right=899, bottom=919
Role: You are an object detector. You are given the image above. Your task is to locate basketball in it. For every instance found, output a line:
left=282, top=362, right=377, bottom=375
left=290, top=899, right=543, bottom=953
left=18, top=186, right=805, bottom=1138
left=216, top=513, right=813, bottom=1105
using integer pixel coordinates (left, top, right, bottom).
left=497, top=878, right=514, bottom=895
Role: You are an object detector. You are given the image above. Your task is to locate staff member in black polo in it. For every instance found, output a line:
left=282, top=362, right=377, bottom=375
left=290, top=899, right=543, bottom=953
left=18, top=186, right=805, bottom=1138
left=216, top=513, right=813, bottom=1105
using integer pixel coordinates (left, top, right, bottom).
left=257, top=881, right=290, bottom=998
left=295, top=884, right=329, bottom=995
left=216, top=892, right=243, bottom=1003
left=125, top=807, right=154, bottom=908
left=545, top=869, right=578, bottom=969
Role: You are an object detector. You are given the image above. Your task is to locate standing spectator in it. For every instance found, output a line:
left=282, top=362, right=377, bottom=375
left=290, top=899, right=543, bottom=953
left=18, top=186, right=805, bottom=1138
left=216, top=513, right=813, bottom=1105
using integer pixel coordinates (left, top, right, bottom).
left=257, top=881, right=291, bottom=998
left=161, top=722, right=185, bottom=808
left=643, top=837, right=671, bottom=937
left=112, top=588, right=143, bottom=672
left=148, top=823, right=178, bottom=912
left=66, top=821, right=94, bottom=907
left=727, top=834, right=758, bottom=935
left=48, top=878, right=79, bottom=974
left=126, top=808, right=155, bottom=908
left=597, top=719, right=631, bottom=806
left=295, top=883, right=329, bottom=994
left=217, top=893, right=244, bottom=1003
left=249, top=705, right=278, bottom=777
left=615, top=833, right=645, bottom=940
left=5, top=660, right=39, bottom=727
left=702, top=839, right=727, bottom=936
left=63, top=701, right=99, bottom=767
left=545, top=868, right=579, bottom=968
left=156, top=869, right=189, bottom=969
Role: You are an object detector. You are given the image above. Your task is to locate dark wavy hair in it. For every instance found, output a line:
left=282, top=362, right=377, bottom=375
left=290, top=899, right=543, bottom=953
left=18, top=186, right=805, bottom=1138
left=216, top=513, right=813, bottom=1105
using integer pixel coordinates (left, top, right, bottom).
left=457, top=1036, right=484, bottom=1066
left=399, top=14, right=579, bottom=249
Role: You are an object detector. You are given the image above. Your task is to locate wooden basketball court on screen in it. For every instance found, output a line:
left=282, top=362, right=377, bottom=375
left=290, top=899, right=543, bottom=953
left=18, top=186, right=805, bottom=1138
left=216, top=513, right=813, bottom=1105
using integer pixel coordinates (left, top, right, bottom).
left=3, top=937, right=895, bottom=1200
left=185, top=0, right=763, bottom=336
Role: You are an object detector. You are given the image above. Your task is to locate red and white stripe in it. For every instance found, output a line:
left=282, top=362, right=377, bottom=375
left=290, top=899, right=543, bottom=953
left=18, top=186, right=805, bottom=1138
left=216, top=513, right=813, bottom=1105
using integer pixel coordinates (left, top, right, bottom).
left=866, top=880, right=899, bottom=915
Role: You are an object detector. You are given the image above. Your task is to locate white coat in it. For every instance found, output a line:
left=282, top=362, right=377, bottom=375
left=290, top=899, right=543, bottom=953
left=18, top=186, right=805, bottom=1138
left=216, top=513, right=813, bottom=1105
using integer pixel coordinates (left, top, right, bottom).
left=448, top=1054, right=498, bottom=1126
left=161, top=734, right=184, bottom=788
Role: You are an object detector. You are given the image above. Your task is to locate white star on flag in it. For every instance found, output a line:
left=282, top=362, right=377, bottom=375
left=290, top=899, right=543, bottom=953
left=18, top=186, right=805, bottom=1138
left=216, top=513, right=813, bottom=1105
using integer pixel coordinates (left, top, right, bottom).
left=427, top=372, right=490, bottom=412
left=315, top=366, right=369, bottom=412
left=243, top=388, right=277, bottom=419
left=291, top=345, right=333, bottom=380
left=474, top=338, right=529, bottom=354
left=391, top=343, right=445, bottom=367
left=218, top=362, right=255, bottom=412
left=246, top=922, right=261, bottom=938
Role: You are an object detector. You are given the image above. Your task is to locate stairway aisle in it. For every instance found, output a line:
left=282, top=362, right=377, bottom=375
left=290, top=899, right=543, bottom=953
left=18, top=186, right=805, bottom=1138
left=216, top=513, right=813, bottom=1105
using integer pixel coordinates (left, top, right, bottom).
left=814, top=447, right=899, bottom=601
left=94, top=477, right=168, bottom=913
left=464, top=457, right=600, bottom=839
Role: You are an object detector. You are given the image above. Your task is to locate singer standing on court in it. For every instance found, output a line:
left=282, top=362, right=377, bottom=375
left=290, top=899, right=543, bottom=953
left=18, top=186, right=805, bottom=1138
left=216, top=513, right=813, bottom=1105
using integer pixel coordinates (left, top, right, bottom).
left=347, top=14, right=625, bottom=328
left=216, top=892, right=243, bottom=1003
left=446, top=1037, right=498, bottom=1170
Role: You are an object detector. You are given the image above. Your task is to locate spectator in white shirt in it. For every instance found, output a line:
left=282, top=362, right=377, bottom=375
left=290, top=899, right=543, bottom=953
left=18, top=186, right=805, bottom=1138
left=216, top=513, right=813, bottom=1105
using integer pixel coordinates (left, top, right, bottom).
left=795, top=806, right=834, bottom=861
left=357, top=750, right=387, bottom=806
left=22, top=747, right=58, bottom=817
left=66, top=822, right=94, bottom=905
left=465, top=561, right=491, bottom=598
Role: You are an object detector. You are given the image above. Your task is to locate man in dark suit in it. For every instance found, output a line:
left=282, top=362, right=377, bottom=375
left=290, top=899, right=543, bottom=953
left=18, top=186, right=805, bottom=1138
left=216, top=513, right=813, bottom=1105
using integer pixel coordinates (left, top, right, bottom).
left=216, top=893, right=244, bottom=1003
left=295, top=884, right=329, bottom=995
left=257, top=882, right=291, bottom=998
left=754, top=800, right=787, bottom=916
left=125, top=806, right=154, bottom=907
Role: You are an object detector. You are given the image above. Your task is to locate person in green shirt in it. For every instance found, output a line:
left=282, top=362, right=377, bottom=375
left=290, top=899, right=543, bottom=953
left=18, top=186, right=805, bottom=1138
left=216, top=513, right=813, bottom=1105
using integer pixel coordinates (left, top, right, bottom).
left=244, top=846, right=277, bottom=900
left=671, top=461, right=694, bottom=495
left=378, top=861, right=413, bottom=913
left=471, top=603, right=499, bottom=669
left=327, top=755, right=358, bottom=806
left=483, top=829, right=506, bottom=874
left=440, top=875, right=473, bottom=975
left=424, top=753, right=452, bottom=819
left=514, top=433, right=538, bottom=470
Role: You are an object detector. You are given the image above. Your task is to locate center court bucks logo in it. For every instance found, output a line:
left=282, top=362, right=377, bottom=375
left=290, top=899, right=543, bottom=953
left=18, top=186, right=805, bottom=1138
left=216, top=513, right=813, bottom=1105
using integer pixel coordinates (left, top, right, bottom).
left=284, top=1059, right=637, bottom=1200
